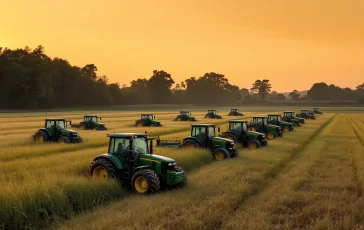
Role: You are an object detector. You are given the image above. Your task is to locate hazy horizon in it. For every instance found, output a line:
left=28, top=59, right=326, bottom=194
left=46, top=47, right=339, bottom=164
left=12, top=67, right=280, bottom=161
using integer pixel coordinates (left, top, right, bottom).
left=1, top=0, right=363, bottom=92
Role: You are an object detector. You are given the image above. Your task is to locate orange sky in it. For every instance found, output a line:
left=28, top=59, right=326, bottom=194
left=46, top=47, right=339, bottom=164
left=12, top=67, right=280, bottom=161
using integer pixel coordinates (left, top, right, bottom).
left=1, top=0, right=363, bottom=92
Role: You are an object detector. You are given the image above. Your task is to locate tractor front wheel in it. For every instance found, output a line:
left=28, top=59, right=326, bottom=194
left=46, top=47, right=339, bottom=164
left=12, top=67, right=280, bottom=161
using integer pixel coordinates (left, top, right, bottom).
left=181, top=139, right=200, bottom=148
left=221, top=133, right=238, bottom=143
left=131, top=169, right=160, bottom=195
left=266, top=131, right=276, bottom=140
left=34, top=130, right=49, bottom=143
left=248, top=140, right=261, bottom=150
left=58, top=136, right=70, bottom=144
left=212, top=147, right=230, bottom=161
left=89, top=158, right=120, bottom=182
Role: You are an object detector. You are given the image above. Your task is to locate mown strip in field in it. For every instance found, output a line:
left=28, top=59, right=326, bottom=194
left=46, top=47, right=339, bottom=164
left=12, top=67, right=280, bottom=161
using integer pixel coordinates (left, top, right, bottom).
left=223, top=114, right=364, bottom=229
left=57, top=114, right=334, bottom=230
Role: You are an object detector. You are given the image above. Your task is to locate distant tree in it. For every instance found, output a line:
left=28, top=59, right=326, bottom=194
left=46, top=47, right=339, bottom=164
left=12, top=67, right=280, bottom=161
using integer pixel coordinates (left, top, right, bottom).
left=240, top=88, right=250, bottom=97
left=148, top=70, right=175, bottom=103
left=81, top=64, right=98, bottom=81
left=250, top=79, right=272, bottom=101
left=357, top=82, right=364, bottom=91
left=307, top=82, right=329, bottom=100
left=276, top=93, right=286, bottom=101
left=289, top=90, right=300, bottom=101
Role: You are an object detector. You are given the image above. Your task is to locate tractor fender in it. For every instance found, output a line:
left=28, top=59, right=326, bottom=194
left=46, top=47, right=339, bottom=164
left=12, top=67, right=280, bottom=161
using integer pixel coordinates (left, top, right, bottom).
left=93, top=154, right=123, bottom=170
left=39, top=128, right=52, bottom=137
left=211, top=145, right=222, bottom=152
left=222, top=130, right=238, bottom=138
left=131, top=165, right=151, bottom=176
left=182, top=136, right=202, bottom=145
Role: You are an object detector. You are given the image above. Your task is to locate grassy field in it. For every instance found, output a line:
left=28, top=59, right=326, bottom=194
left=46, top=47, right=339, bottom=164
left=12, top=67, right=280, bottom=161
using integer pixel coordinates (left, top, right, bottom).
left=0, top=107, right=363, bottom=229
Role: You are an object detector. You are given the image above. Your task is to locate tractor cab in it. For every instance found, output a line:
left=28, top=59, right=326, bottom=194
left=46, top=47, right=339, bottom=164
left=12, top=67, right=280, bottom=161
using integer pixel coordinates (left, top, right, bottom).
left=313, top=108, right=323, bottom=114
left=205, top=110, right=222, bottom=119
left=228, top=109, right=244, bottom=116
left=267, top=114, right=293, bottom=132
left=181, top=124, right=237, bottom=160
left=297, top=110, right=316, bottom=120
left=283, top=111, right=304, bottom=125
left=83, top=115, right=107, bottom=130
left=249, top=116, right=283, bottom=139
left=90, top=133, right=187, bottom=194
left=175, top=111, right=196, bottom=121
left=136, top=114, right=162, bottom=127
left=33, top=118, right=82, bottom=143
left=221, top=120, right=267, bottom=149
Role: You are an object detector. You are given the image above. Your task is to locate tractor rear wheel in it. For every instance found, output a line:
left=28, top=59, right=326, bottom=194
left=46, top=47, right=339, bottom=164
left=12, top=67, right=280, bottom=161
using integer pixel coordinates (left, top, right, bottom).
left=34, top=130, right=49, bottom=143
left=266, top=131, right=276, bottom=140
left=89, top=158, right=120, bottom=182
left=248, top=140, right=261, bottom=150
left=181, top=139, right=200, bottom=148
left=221, top=133, right=238, bottom=143
left=58, top=136, right=70, bottom=144
left=131, top=169, right=160, bottom=195
left=212, top=147, right=230, bottom=161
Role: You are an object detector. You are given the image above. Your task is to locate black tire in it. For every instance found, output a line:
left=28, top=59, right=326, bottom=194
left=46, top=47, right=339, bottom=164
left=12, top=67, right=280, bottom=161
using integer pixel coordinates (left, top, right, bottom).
left=248, top=140, right=261, bottom=150
left=212, top=147, right=230, bottom=161
left=57, top=136, right=71, bottom=144
left=130, top=169, right=160, bottom=195
left=34, top=130, right=50, bottom=143
left=76, top=136, right=83, bottom=143
left=221, top=132, right=238, bottom=143
left=89, top=158, right=120, bottom=182
left=181, top=139, right=201, bottom=148
left=266, top=131, right=276, bottom=140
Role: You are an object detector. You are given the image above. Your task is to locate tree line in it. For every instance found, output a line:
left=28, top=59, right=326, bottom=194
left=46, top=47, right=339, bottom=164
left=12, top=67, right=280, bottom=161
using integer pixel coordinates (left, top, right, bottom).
left=0, top=46, right=363, bottom=109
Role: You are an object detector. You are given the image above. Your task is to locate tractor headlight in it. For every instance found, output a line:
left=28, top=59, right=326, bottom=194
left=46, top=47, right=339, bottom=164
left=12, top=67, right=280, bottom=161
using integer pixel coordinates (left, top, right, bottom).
left=168, top=162, right=176, bottom=166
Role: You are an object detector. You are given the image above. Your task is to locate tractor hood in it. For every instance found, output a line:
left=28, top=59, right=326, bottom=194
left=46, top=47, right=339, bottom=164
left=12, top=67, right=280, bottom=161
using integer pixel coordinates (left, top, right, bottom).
left=94, top=122, right=105, bottom=126
left=267, top=124, right=281, bottom=129
left=60, top=128, right=78, bottom=135
left=152, top=120, right=161, bottom=124
left=280, top=121, right=293, bottom=127
left=140, top=153, right=175, bottom=163
left=212, top=136, right=234, bottom=143
left=246, top=131, right=265, bottom=137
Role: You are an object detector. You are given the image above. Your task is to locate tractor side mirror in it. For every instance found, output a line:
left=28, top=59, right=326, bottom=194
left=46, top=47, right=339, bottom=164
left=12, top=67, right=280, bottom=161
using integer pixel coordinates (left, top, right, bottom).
left=154, top=116, right=155, bottom=119
left=218, top=126, right=221, bottom=132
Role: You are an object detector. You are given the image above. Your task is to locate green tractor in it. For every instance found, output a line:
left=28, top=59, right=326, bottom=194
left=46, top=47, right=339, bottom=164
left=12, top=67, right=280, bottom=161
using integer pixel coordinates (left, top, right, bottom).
left=175, top=111, right=196, bottom=121
left=249, top=116, right=283, bottom=140
left=89, top=133, right=186, bottom=195
left=136, top=114, right=162, bottom=127
left=297, top=110, right=316, bottom=120
left=267, top=114, right=294, bottom=132
left=221, top=120, right=267, bottom=149
left=228, top=109, right=244, bottom=116
left=282, top=111, right=304, bottom=125
left=180, top=124, right=238, bottom=161
left=71, top=115, right=107, bottom=131
left=205, top=110, right=222, bottom=119
left=313, top=108, right=323, bottom=114
left=33, top=118, right=83, bottom=144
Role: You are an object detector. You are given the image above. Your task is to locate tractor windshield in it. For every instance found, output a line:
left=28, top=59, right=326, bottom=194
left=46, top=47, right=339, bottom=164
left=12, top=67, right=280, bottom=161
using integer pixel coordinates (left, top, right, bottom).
left=210, top=111, right=217, bottom=115
left=181, top=112, right=188, bottom=115
left=56, top=120, right=66, bottom=129
left=132, top=137, right=148, bottom=154
left=230, top=122, right=242, bottom=130
left=263, top=119, right=267, bottom=125
left=91, top=117, right=97, bottom=122
left=208, top=126, right=215, bottom=138
left=277, top=116, right=281, bottom=122
left=242, top=123, right=248, bottom=131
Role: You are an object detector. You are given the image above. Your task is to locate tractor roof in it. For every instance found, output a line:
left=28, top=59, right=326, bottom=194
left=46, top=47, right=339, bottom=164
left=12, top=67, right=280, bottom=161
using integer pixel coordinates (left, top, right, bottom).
left=268, top=114, right=281, bottom=116
left=208, top=110, right=217, bottom=111
left=253, top=116, right=267, bottom=118
left=191, top=124, right=215, bottom=127
left=180, top=111, right=189, bottom=113
left=108, top=133, right=148, bottom=138
left=229, top=120, right=247, bottom=123
left=45, top=118, right=66, bottom=121
left=84, top=115, right=98, bottom=117
left=284, top=111, right=294, bottom=113
left=141, top=114, right=153, bottom=115
left=231, top=108, right=238, bottom=110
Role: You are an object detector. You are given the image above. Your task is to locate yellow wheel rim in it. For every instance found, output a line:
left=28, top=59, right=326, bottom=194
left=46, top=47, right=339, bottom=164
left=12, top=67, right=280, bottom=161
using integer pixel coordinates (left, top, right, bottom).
left=137, top=122, right=143, bottom=127
left=249, top=142, right=258, bottom=149
left=215, top=151, right=225, bottom=161
left=35, top=134, right=44, bottom=143
left=283, top=127, right=289, bottom=132
left=92, top=166, right=108, bottom=179
left=267, top=133, right=274, bottom=139
left=184, top=143, right=195, bottom=148
left=134, top=176, right=148, bottom=193
left=251, top=127, right=257, bottom=132
left=80, top=124, right=85, bottom=129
